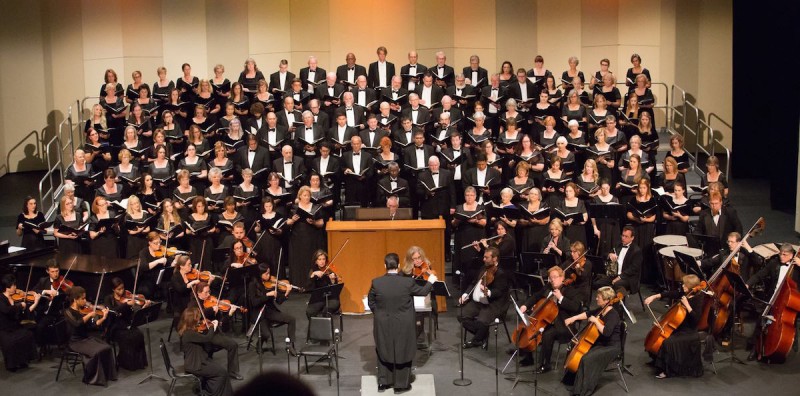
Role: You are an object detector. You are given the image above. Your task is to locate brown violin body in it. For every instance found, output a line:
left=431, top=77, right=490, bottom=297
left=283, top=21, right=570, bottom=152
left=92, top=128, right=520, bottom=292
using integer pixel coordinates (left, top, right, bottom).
left=413, top=263, right=436, bottom=281
left=10, top=290, right=37, bottom=305
left=760, top=269, right=800, bottom=363
left=186, top=269, right=213, bottom=282
left=204, top=296, right=248, bottom=313
left=116, top=290, right=147, bottom=306
left=153, top=246, right=183, bottom=258
left=52, top=276, right=74, bottom=293
left=263, top=276, right=304, bottom=293
left=512, top=296, right=559, bottom=352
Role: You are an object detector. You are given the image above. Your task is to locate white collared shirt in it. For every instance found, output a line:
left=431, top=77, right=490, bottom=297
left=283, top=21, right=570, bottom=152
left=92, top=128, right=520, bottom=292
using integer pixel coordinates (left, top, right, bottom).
left=347, top=68, right=355, bottom=84
left=408, top=64, right=417, bottom=90
left=617, top=245, right=630, bottom=275
left=279, top=72, right=287, bottom=90
left=307, top=70, right=316, bottom=93
left=352, top=152, right=362, bottom=174
left=422, top=86, right=432, bottom=107
left=345, top=107, right=355, bottom=127
left=378, top=61, right=387, bottom=87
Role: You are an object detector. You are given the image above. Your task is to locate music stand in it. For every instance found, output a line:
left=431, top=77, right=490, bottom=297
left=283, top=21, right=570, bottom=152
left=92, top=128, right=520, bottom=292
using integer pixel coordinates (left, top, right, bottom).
left=588, top=203, right=626, bottom=221
left=418, top=279, right=451, bottom=352
left=132, top=301, right=165, bottom=383
left=519, top=252, right=555, bottom=295
left=247, top=305, right=268, bottom=373
left=308, top=283, right=344, bottom=319
left=229, top=265, right=261, bottom=334
left=687, top=233, right=721, bottom=259
left=720, top=271, right=765, bottom=365
left=674, top=251, right=705, bottom=280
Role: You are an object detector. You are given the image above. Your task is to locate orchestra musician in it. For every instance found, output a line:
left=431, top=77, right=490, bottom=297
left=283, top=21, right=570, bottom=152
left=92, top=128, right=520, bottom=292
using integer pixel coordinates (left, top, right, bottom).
left=1, top=274, right=40, bottom=372
left=138, top=231, right=178, bottom=299
left=644, top=274, right=707, bottom=378
left=171, top=255, right=201, bottom=322
left=563, top=286, right=622, bottom=396
left=193, top=282, right=242, bottom=380
left=248, top=263, right=298, bottom=355
left=64, top=286, right=118, bottom=386
left=542, top=218, right=570, bottom=266
left=306, top=249, right=341, bottom=319
left=696, top=191, right=743, bottom=245
left=177, top=306, right=233, bottom=396
left=458, top=247, right=510, bottom=349
left=401, top=246, right=438, bottom=340
left=32, top=260, right=67, bottom=347
left=103, top=277, right=148, bottom=371
left=595, top=226, right=642, bottom=294
left=518, top=266, right=583, bottom=371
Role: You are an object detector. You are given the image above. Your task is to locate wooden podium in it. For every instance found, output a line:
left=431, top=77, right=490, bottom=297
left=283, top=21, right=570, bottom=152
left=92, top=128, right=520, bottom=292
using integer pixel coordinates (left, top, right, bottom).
left=326, top=219, right=447, bottom=314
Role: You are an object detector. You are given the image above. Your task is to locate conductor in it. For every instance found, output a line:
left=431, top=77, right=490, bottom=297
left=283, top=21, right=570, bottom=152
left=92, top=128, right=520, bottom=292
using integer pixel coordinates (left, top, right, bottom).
left=368, top=253, right=438, bottom=394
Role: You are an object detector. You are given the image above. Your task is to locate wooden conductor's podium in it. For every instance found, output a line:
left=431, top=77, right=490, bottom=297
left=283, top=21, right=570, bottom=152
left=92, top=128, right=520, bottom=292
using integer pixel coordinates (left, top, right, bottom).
left=327, top=219, right=447, bottom=314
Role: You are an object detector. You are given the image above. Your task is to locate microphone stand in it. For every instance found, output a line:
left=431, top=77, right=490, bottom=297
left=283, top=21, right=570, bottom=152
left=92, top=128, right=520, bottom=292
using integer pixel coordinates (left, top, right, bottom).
left=494, top=318, right=500, bottom=396
left=453, top=270, right=472, bottom=386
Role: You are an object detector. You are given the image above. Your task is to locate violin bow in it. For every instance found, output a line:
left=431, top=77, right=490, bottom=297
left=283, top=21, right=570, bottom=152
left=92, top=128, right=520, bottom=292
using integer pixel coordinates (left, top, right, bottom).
left=562, top=250, right=589, bottom=273
left=131, top=257, right=141, bottom=302
left=248, top=229, right=268, bottom=258
left=274, top=248, right=283, bottom=295
left=321, top=238, right=350, bottom=273
left=191, top=284, right=211, bottom=327
left=23, top=263, right=34, bottom=296
left=198, top=239, right=207, bottom=271
left=59, top=256, right=78, bottom=290
left=215, top=266, right=230, bottom=309
left=93, top=270, right=106, bottom=312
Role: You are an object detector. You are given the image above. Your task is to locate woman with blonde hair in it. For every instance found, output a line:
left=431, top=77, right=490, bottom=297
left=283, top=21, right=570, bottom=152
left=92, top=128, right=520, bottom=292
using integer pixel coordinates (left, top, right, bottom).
left=287, top=186, right=326, bottom=285
left=124, top=195, right=150, bottom=259
left=53, top=195, right=83, bottom=256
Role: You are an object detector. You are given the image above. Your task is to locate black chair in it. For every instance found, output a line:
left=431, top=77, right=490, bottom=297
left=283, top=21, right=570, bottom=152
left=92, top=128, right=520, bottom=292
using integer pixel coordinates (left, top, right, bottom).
left=53, top=318, right=84, bottom=382
left=608, top=320, right=633, bottom=393
left=160, top=337, right=200, bottom=396
left=296, top=317, right=340, bottom=386
left=626, top=270, right=646, bottom=311
left=262, top=320, right=288, bottom=355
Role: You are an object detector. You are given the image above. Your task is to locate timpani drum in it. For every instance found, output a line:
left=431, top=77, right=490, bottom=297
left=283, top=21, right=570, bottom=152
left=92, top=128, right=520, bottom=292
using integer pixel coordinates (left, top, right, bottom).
left=659, top=246, right=703, bottom=281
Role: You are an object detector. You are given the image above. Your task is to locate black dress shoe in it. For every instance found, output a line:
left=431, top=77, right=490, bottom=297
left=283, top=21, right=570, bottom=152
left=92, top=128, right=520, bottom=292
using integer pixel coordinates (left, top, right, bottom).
left=394, top=384, right=412, bottom=394
left=463, top=341, right=478, bottom=349
left=519, top=357, right=534, bottom=367
left=747, top=350, right=757, bottom=361
left=229, top=372, right=244, bottom=380
left=378, top=383, right=391, bottom=392
left=534, top=364, right=551, bottom=374
left=481, top=340, right=488, bottom=350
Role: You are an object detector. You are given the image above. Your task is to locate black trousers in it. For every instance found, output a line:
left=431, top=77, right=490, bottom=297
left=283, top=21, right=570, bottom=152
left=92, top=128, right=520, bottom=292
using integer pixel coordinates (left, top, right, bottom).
left=208, top=333, right=239, bottom=374
left=459, top=300, right=495, bottom=342
left=377, top=356, right=412, bottom=389
left=188, top=360, right=233, bottom=396
left=262, top=308, right=297, bottom=342
left=595, top=275, right=633, bottom=294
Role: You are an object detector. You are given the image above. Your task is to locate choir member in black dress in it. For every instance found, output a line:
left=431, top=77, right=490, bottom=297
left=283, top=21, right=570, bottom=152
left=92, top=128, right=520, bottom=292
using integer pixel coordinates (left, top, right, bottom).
left=561, top=89, right=588, bottom=128
left=575, top=159, right=599, bottom=201
left=95, top=169, right=124, bottom=206
left=590, top=179, right=621, bottom=257
left=84, top=127, right=112, bottom=172
left=209, top=141, right=236, bottom=186
left=627, top=178, right=657, bottom=283
left=286, top=186, right=326, bottom=286
left=148, top=144, right=174, bottom=199
left=63, top=286, right=117, bottom=386
left=128, top=103, right=154, bottom=147
left=152, top=66, right=175, bottom=104
left=220, top=117, right=246, bottom=157
left=216, top=197, right=244, bottom=246
left=238, top=58, right=266, bottom=97
left=179, top=143, right=209, bottom=193
left=305, top=249, right=341, bottom=319
left=186, top=197, right=218, bottom=271
left=102, top=82, right=128, bottom=146
left=516, top=187, right=551, bottom=252
left=252, top=80, right=276, bottom=115
left=553, top=136, right=576, bottom=177
left=252, top=197, right=286, bottom=275
left=103, top=277, right=147, bottom=371
left=644, top=274, right=706, bottom=378
left=625, top=53, right=652, bottom=92
left=527, top=55, right=552, bottom=84
left=702, top=155, right=729, bottom=198
left=88, top=196, right=120, bottom=258
left=177, top=63, right=199, bottom=104
left=211, top=64, right=232, bottom=111
left=588, top=94, right=611, bottom=136
left=54, top=195, right=84, bottom=257
left=619, top=135, right=654, bottom=177
left=664, top=134, right=690, bottom=174
left=562, top=286, right=622, bottom=396
left=543, top=155, right=567, bottom=207
left=133, top=173, right=159, bottom=217
left=0, top=274, right=40, bottom=371
left=124, top=195, right=151, bottom=259
left=498, top=61, right=514, bottom=89
left=191, top=104, right=218, bottom=142
left=264, top=172, right=292, bottom=217
left=659, top=157, right=686, bottom=193
left=542, top=218, right=570, bottom=266
left=591, top=128, right=616, bottom=185
left=517, top=265, right=583, bottom=370
left=114, top=148, right=140, bottom=193
left=204, top=167, right=230, bottom=214
left=458, top=247, right=510, bottom=349
left=538, top=116, right=560, bottom=153
left=617, top=153, right=647, bottom=200
left=308, top=172, right=335, bottom=221
left=588, top=58, right=613, bottom=92
left=598, top=73, right=622, bottom=110
left=16, top=196, right=46, bottom=249
left=196, top=79, right=220, bottom=116
left=233, top=168, right=261, bottom=231
left=86, top=103, right=110, bottom=139
left=558, top=183, right=589, bottom=246
left=172, top=169, right=198, bottom=221
left=627, top=74, right=655, bottom=122
left=248, top=263, right=298, bottom=353
left=452, top=187, right=487, bottom=287
left=177, top=306, right=233, bottom=396
left=560, top=56, right=585, bottom=92
left=507, top=161, right=536, bottom=205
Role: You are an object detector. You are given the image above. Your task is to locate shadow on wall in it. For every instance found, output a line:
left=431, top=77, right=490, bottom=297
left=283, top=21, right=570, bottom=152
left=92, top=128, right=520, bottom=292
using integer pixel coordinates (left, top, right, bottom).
left=6, top=109, right=65, bottom=174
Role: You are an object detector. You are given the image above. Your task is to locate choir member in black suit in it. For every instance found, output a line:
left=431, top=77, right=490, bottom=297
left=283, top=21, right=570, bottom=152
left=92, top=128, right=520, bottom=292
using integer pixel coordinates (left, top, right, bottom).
left=308, top=99, right=330, bottom=131
left=481, top=74, right=507, bottom=132
left=276, top=96, right=302, bottom=137
left=272, top=145, right=306, bottom=194
left=447, top=74, right=476, bottom=116
left=350, top=75, right=377, bottom=111
left=235, top=134, right=271, bottom=188
left=269, top=59, right=295, bottom=109
left=518, top=265, right=583, bottom=370
left=376, top=162, right=410, bottom=208
left=414, top=73, right=444, bottom=110
left=315, top=72, right=345, bottom=119
left=431, top=95, right=463, bottom=130
left=431, top=51, right=455, bottom=88
left=368, top=253, right=437, bottom=393
left=298, top=55, right=327, bottom=94
left=380, top=76, right=409, bottom=116
left=746, top=243, right=800, bottom=361
left=341, top=136, right=375, bottom=207
left=462, top=54, right=489, bottom=88
left=463, top=153, right=502, bottom=205
left=367, top=46, right=396, bottom=89
left=458, top=247, right=510, bottom=348
left=286, top=78, right=312, bottom=112
left=645, top=274, right=707, bottom=378
left=335, top=92, right=367, bottom=130
left=441, top=132, right=472, bottom=203
left=696, top=191, right=742, bottom=246
left=257, top=111, right=288, bottom=159
left=507, top=68, right=538, bottom=113
left=595, top=225, right=642, bottom=294
left=295, top=110, right=325, bottom=169
left=336, top=52, right=367, bottom=87
left=16, top=196, right=46, bottom=250
left=417, top=156, right=456, bottom=259
left=177, top=306, right=234, bottom=396
left=399, top=50, right=428, bottom=91
left=359, top=114, right=390, bottom=150
left=402, top=93, right=431, bottom=127
left=374, top=102, right=398, bottom=135
left=312, top=142, right=342, bottom=207
left=64, top=286, right=118, bottom=386
left=402, top=131, right=434, bottom=217
left=0, top=274, right=39, bottom=372
left=305, top=249, right=341, bottom=318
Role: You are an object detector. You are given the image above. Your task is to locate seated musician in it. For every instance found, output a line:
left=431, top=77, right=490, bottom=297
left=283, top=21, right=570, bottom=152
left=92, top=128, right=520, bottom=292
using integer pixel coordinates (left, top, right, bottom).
left=103, top=277, right=148, bottom=371
left=594, top=226, right=642, bottom=295
left=745, top=243, right=800, bottom=361
left=518, top=266, right=583, bottom=371
left=193, top=282, right=243, bottom=380
left=177, top=306, right=234, bottom=396
left=0, top=274, right=40, bottom=372
left=562, top=286, right=622, bottom=395
left=401, top=246, right=437, bottom=341
left=171, top=255, right=201, bottom=322
left=138, top=231, right=180, bottom=299
left=247, top=263, right=298, bottom=354
left=33, top=260, right=66, bottom=347
left=64, top=286, right=118, bottom=386
left=644, top=274, right=707, bottom=378
left=565, top=241, right=594, bottom=304
left=306, top=249, right=341, bottom=319
left=458, top=247, right=510, bottom=349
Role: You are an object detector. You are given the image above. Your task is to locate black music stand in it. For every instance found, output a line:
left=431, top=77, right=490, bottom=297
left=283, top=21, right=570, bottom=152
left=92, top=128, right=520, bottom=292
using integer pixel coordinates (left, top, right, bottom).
left=518, top=252, right=554, bottom=295
left=308, top=283, right=344, bottom=318
left=247, top=305, right=268, bottom=373
left=588, top=202, right=626, bottom=221
left=674, top=251, right=705, bottom=280
left=687, top=233, right=721, bottom=259
left=132, top=301, right=165, bottom=384
left=721, top=271, right=766, bottom=365
left=229, top=265, right=261, bottom=332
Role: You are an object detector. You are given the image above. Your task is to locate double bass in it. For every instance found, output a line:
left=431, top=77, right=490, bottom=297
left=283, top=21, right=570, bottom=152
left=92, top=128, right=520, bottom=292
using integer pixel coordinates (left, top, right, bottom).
left=758, top=251, right=800, bottom=363
left=698, top=218, right=765, bottom=334
left=644, top=281, right=708, bottom=355
left=564, top=292, right=624, bottom=373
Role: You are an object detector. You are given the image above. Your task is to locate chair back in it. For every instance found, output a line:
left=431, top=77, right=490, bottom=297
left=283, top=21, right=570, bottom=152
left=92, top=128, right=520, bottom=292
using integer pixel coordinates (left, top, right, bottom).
left=159, top=338, right=176, bottom=378
left=308, top=317, right=334, bottom=342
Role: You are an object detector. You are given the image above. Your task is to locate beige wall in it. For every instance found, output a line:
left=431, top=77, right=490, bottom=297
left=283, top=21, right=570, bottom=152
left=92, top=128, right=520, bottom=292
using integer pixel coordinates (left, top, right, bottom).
left=0, top=0, right=732, bottom=177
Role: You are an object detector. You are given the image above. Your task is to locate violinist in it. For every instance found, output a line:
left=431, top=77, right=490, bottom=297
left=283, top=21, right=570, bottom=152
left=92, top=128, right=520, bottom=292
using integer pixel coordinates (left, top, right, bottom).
left=63, top=286, right=117, bottom=386
left=562, top=286, right=622, bottom=396
left=177, top=306, right=233, bottom=396
left=458, top=247, right=510, bottom=349
left=745, top=243, right=800, bottom=361
left=644, top=274, right=706, bottom=378
left=103, top=277, right=148, bottom=371
left=306, top=249, right=341, bottom=319
left=565, top=241, right=593, bottom=302
left=247, top=263, right=298, bottom=355
left=402, top=246, right=437, bottom=340
left=595, top=226, right=642, bottom=295
left=171, top=255, right=201, bottom=318
left=228, top=238, right=258, bottom=269
left=193, top=282, right=242, bottom=380
left=33, top=260, right=68, bottom=346
left=517, top=266, right=583, bottom=371
left=138, top=231, right=178, bottom=299
left=0, top=274, right=39, bottom=371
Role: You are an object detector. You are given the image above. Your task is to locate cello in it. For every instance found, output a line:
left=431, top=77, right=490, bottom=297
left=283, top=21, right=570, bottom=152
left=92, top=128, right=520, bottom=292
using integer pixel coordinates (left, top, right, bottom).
left=758, top=249, right=800, bottom=363
left=697, top=218, right=765, bottom=334
left=644, top=281, right=708, bottom=355
left=511, top=293, right=558, bottom=352
left=564, top=292, right=624, bottom=373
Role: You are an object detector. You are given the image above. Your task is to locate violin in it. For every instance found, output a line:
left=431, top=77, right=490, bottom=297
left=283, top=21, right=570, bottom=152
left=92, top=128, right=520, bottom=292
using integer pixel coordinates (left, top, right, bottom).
left=644, top=281, right=708, bottom=355
left=51, top=276, right=74, bottom=293
left=484, top=265, right=498, bottom=286
left=115, top=290, right=148, bottom=306
left=204, top=296, right=247, bottom=313
left=413, top=263, right=436, bottom=281
left=186, top=269, right=213, bottom=282
left=263, top=276, right=304, bottom=293
left=564, top=292, right=624, bottom=373
left=233, top=250, right=258, bottom=266
left=563, top=257, right=587, bottom=287
left=153, top=246, right=186, bottom=258
left=10, top=290, right=37, bottom=305
left=196, top=318, right=214, bottom=334
left=79, top=303, right=113, bottom=316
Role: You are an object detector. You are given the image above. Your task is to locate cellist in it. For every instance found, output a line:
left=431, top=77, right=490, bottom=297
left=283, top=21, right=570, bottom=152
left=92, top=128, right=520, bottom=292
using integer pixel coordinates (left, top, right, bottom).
left=745, top=243, right=800, bottom=361
left=517, top=266, right=583, bottom=371
left=563, top=286, right=622, bottom=396
left=643, top=274, right=706, bottom=378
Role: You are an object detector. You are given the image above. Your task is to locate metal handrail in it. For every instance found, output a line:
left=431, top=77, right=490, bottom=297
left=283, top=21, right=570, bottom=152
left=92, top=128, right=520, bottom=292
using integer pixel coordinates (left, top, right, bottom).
left=38, top=135, right=64, bottom=221
left=4, top=129, right=41, bottom=176
left=707, top=113, right=732, bottom=177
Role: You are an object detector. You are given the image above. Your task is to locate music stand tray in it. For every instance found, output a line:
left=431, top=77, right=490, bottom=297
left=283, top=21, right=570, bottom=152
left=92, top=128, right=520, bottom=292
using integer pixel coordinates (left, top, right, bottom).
left=687, top=233, right=721, bottom=258
left=674, top=251, right=705, bottom=279
left=308, top=282, right=345, bottom=305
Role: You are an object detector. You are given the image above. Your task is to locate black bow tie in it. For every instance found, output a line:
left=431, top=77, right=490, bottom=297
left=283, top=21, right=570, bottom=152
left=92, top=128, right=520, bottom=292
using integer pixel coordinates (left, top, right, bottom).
left=391, top=178, right=397, bottom=182
left=353, top=152, right=360, bottom=156
left=431, top=172, right=439, bottom=175
left=269, top=129, right=275, bottom=132
left=416, top=146, right=423, bottom=150
left=392, top=90, right=398, bottom=94
left=492, top=88, right=498, bottom=91
left=348, top=67, right=354, bottom=71
left=438, top=66, right=444, bottom=69
left=369, top=129, right=376, bottom=133
left=309, top=69, right=316, bottom=72
left=346, top=107, right=353, bottom=111
left=249, top=149, right=256, bottom=152
left=453, top=149, right=460, bottom=152
left=284, top=161, right=292, bottom=165
left=622, top=245, right=630, bottom=249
